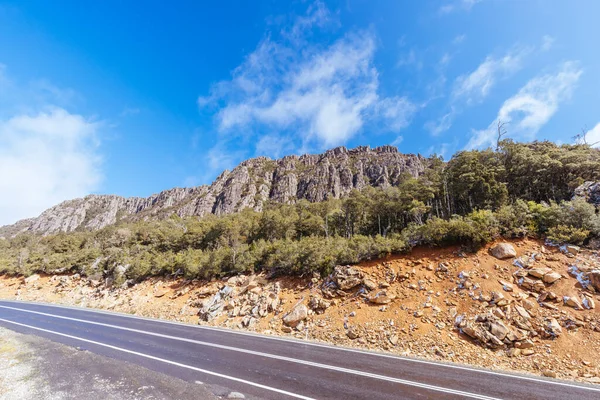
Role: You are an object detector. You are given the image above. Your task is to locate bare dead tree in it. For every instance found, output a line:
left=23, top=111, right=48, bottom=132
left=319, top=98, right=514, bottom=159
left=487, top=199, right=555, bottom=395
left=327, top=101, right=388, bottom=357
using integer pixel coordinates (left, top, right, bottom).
left=573, top=126, right=599, bottom=147
left=496, top=120, right=507, bottom=149
left=573, top=126, right=589, bottom=145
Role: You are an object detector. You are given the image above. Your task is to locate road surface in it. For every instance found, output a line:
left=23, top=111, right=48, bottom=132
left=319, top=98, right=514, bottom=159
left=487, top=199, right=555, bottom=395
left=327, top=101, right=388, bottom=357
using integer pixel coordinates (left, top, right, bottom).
left=0, top=300, right=598, bottom=399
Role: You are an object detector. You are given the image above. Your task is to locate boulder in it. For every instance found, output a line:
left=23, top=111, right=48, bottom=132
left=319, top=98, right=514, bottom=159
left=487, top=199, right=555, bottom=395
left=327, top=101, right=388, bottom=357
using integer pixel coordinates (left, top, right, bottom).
left=498, top=280, right=513, bottom=292
left=566, top=245, right=580, bottom=255
left=282, top=303, right=308, bottom=327
left=308, top=295, right=330, bottom=314
left=367, top=291, right=395, bottom=305
left=346, top=326, right=361, bottom=340
left=199, top=286, right=234, bottom=321
left=528, top=267, right=552, bottom=279
left=490, top=243, right=517, bottom=260
left=24, top=274, right=40, bottom=284
left=588, top=270, right=600, bottom=291
left=546, top=318, right=562, bottom=337
left=564, top=295, right=583, bottom=310
left=487, top=321, right=510, bottom=341
left=362, top=278, right=378, bottom=291
left=333, top=265, right=363, bottom=290
left=542, top=271, right=562, bottom=284
left=583, top=296, right=596, bottom=309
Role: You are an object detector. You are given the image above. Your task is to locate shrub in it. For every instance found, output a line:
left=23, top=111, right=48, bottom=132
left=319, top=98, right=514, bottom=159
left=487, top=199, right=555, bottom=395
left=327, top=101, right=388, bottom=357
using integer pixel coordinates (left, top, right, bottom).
left=546, top=225, right=589, bottom=245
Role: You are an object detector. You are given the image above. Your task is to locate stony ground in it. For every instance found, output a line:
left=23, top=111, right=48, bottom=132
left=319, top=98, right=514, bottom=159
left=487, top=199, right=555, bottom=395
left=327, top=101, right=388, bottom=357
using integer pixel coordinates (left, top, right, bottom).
left=2, top=238, right=600, bottom=384
left=0, top=327, right=221, bottom=400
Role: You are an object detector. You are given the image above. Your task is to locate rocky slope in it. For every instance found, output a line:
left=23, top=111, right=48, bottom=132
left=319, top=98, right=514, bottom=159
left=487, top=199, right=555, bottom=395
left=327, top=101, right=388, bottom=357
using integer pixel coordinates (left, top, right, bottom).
left=0, top=145, right=426, bottom=236
left=3, top=238, right=600, bottom=383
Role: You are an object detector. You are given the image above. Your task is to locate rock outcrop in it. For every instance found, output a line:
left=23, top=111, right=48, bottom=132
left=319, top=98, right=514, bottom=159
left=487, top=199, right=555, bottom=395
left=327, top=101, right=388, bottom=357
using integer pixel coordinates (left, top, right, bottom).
left=574, top=181, right=600, bottom=206
left=0, top=145, right=426, bottom=236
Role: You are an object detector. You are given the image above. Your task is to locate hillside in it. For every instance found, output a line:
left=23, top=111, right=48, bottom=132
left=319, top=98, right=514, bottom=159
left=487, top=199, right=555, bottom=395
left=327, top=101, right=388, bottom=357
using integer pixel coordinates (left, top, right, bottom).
left=3, top=239, right=600, bottom=383
left=0, top=145, right=426, bottom=237
left=1, top=140, right=600, bottom=284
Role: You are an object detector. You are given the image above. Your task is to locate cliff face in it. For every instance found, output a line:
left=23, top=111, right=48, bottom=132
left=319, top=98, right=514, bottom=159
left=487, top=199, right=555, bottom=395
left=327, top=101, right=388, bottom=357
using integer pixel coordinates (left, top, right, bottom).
left=0, top=145, right=427, bottom=236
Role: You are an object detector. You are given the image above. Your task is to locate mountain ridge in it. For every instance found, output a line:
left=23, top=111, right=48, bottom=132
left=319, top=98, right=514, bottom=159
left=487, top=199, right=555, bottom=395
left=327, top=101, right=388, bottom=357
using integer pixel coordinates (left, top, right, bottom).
left=0, top=145, right=427, bottom=236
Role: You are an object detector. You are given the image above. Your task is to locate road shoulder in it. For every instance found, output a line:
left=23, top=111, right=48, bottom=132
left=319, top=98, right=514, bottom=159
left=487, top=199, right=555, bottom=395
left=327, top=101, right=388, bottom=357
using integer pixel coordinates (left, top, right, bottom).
left=0, top=326, right=221, bottom=400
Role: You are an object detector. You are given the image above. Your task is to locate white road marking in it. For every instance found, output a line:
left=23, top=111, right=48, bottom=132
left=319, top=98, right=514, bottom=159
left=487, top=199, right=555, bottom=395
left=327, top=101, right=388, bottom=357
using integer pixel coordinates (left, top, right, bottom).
left=3, top=300, right=600, bottom=393
left=0, top=305, right=500, bottom=399
left=0, top=317, right=314, bottom=400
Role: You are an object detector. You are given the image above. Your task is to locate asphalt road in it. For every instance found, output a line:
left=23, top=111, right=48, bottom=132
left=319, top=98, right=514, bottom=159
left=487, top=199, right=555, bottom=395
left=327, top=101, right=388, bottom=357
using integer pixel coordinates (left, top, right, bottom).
left=1, top=300, right=599, bottom=400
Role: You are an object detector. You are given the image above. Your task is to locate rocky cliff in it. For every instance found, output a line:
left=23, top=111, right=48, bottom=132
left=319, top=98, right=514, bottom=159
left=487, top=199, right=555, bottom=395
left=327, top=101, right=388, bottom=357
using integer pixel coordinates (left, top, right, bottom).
left=0, top=145, right=427, bottom=236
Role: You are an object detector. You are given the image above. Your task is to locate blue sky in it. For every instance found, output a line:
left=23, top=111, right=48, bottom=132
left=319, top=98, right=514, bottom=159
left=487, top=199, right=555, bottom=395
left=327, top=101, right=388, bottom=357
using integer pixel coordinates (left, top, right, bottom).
left=1, top=0, right=599, bottom=225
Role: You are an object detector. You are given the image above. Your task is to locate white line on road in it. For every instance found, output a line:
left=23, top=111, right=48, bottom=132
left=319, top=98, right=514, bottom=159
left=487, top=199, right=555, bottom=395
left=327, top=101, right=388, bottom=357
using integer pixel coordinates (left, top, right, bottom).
left=4, top=299, right=597, bottom=393
left=0, top=305, right=500, bottom=399
left=0, top=317, right=314, bottom=400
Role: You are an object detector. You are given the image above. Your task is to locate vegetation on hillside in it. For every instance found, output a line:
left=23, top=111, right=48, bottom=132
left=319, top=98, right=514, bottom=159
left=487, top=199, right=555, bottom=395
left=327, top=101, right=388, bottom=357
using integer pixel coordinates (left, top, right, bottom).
left=1, top=140, right=599, bottom=283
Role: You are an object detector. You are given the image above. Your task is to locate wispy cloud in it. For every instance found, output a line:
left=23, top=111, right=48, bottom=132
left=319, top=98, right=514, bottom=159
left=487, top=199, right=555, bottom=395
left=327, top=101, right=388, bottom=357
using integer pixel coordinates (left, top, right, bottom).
left=120, top=107, right=141, bottom=117
left=466, top=61, right=582, bottom=149
left=391, top=135, right=404, bottom=147
left=424, top=109, right=454, bottom=136
left=452, top=34, right=466, bottom=45
left=439, top=0, right=482, bottom=15
left=541, top=35, right=555, bottom=52
left=452, top=47, right=528, bottom=104
left=199, top=2, right=416, bottom=152
left=425, top=46, right=529, bottom=136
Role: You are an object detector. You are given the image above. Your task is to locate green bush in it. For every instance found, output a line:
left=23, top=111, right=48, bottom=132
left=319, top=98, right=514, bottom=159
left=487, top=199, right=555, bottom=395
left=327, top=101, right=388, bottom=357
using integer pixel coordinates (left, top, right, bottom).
left=546, top=225, right=590, bottom=245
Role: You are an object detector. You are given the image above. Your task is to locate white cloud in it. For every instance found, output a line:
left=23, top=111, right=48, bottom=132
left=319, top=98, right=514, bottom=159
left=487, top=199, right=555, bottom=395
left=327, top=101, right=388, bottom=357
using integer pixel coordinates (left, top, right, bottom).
left=453, top=34, right=466, bottom=45
left=585, top=122, right=600, bottom=147
left=466, top=61, right=582, bottom=149
left=453, top=48, right=527, bottom=103
left=425, top=110, right=455, bottom=136
left=439, top=0, right=482, bottom=14
left=541, top=35, right=555, bottom=52
left=199, top=2, right=416, bottom=151
left=391, top=135, right=404, bottom=147
left=0, top=107, right=102, bottom=225
left=255, top=134, right=295, bottom=158
left=424, top=46, right=528, bottom=136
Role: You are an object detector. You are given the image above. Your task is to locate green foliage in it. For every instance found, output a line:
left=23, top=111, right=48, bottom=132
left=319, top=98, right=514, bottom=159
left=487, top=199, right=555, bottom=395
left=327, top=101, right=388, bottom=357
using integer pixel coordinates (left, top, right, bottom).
left=546, top=225, right=590, bottom=245
left=1, top=141, right=599, bottom=282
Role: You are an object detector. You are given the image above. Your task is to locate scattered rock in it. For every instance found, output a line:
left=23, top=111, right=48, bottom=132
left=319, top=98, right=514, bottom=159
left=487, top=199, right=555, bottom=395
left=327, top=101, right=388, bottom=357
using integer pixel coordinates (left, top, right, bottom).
left=542, top=271, right=562, bottom=284
left=564, top=296, right=583, bottom=310
left=546, top=318, right=562, bottom=337
left=542, top=370, right=557, bottom=378
left=566, top=245, right=580, bottom=255
left=24, top=274, right=40, bottom=285
left=362, top=278, right=378, bottom=291
left=346, top=326, right=361, bottom=340
left=528, top=267, right=552, bottom=279
left=588, top=270, right=600, bottom=292
left=367, top=291, right=395, bottom=305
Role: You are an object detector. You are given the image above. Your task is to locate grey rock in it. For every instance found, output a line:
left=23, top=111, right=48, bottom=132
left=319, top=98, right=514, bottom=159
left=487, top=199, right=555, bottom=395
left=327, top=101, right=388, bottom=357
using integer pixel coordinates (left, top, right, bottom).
left=282, top=303, right=308, bottom=327
left=588, top=270, right=600, bottom=291
left=490, top=243, right=517, bottom=260
left=573, top=181, right=600, bottom=206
